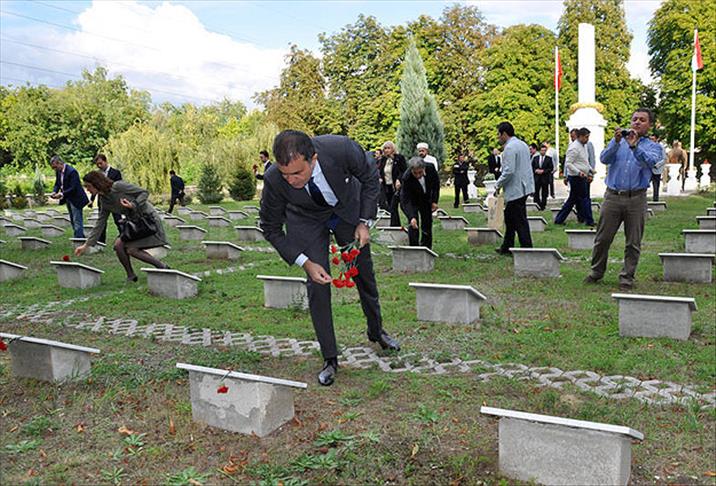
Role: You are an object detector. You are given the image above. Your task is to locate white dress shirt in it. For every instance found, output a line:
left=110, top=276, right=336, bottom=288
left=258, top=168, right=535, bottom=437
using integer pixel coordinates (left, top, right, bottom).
left=295, top=159, right=337, bottom=267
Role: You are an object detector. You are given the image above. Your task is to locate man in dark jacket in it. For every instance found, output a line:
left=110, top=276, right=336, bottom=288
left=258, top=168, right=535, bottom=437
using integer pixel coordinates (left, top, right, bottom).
left=531, top=144, right=554, bottom=210
left=50, top=155, right=89, bottom=238
left=168, top=170, right=185, bottom=213
left=487, top=148, right=502, bottom=178
left=89, top=153, right=123, bottom=243
left=377, top=141, right=407, bottom=226
left=452, top=153, right=470, bottom=208
left=400, top=157, right=440, bottom=249
left=254, top=150, right=273, bottom=180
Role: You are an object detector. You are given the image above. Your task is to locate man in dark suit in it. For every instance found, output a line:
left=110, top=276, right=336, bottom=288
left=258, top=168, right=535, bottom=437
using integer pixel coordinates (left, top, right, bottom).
left=168, top=170, right=185, bottom=213
left=400, top=157, right=440, bottom=249
left=254, top=150, right=273, bottom=180
left=531, top=144, right=554, bottom=210
left=89, top=154, right=123, bottom=243
left=49, top=155, right=89, bottom=238
left=377, top=141, right=407, bottom=226
left=452, top=153, right=470, bottom=208
left=260, top=130, right=400, bottom=386
left=487, top=148, right=502, bottom=178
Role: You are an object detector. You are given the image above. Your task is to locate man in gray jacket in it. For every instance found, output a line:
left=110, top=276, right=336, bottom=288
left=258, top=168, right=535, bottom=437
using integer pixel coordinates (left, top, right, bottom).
left=495, top=121, right=534, bottom=254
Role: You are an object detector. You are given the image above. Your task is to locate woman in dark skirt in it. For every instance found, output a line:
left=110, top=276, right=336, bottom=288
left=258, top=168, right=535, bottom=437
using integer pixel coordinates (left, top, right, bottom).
left=75, top=170, right=169, bottom=282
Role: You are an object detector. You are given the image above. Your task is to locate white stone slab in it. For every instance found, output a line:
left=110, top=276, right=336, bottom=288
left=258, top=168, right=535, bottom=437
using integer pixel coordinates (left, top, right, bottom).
left=409, top=283, right=487, bottom=324
left=41, top=224, right=65, bottom=237
left=438, top=216, right=469, bottom=230
left=209, top=206, right=227, bottom=215
left=527, top=216, right=548, bottom=232
left=3, top=223, right=27, bottom=237
left=256, top=275, right=308, bottom=309
left=177, top=206, right=193, bottom=216
left=696, top=216, right=716, bottom=230
left=566, top=229, right=596, bottom=250
left=375, top=216, right=391, bottom=228
left=227, top=210, right=250, bottom=220
left=375, top=227, right=409, bottom=245
left=142, top=268, right=202, bottom=299
left=146, top=244, right=171, bottom=259
left=389, top=245, right=438, bottom=273
left=19, top=236, right=51, bottom=250
left=659, top=253, right=715, bottom=283
left=0, top=259, right=27, bottom=282
left=707, top=208, right=716, bottom=216
left=647, top=201, right=667, bottom=212
left=163, top=215, right=186, bottom=227
left=525, top=202, right=541, bottom=212
left=612, top=293, right=697, bottom=341
left=510, top=248, right=565, bottom=278
left=207, top=216, right=231, bottom=227
left=462, top=203, right=484, bottom=213
left=51, top=216, right=71, bottom=228
left=465, top=227, right=502, bottom=246
left=50, top=261, right=104, bottom=289
left=69, top=238, right=106, bottom=254
left=234, top=226, right=265, bottom=242
left=189, top=211, right=208, bottom=221
left=683, top=230, right=716, bottom=254
left=177, top=225, right=208, bottom=241
left=23, top=218, right=42, bottom=229
left=202, top=240, right=244, bottom=260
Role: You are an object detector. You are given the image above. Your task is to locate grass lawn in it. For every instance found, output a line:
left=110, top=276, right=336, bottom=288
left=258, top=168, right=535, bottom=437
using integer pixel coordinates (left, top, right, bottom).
left=1, top=191, right=715, bottom=485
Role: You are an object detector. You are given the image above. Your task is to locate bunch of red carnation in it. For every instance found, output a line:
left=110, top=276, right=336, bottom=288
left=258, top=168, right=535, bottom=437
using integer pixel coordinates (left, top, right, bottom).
left=330, top=243, right=361, bottom=288
left=0, top=338, right=7, bottom=351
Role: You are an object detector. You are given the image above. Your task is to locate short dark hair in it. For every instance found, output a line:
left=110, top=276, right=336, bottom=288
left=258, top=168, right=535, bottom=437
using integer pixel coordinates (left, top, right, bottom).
left=169, top=170, right=176, bottom=175
left=577, top=127, right=591, bottom=137
left=49, top=155, right=63, bottom=165
left=634, top=107, right=655, bottom=124
left=93, top=153, right=107, bottom=164
left=497, top=122, right=514, bottom=137
left=273, top=130, right=315, bottom=166
left=540, top=144, right=548, bottom=149
left=530, top=143, right=538, bottom=150
left=570, top=128, right=578, bottom=135
left=259, top=150, right=269, bottom=158
left=83, top=170, right=114, bottom=194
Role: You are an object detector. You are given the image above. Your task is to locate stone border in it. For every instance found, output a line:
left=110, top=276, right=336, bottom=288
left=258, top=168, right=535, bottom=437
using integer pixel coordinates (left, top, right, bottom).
left=0, top=332, right=100, bottom=354
left=142, top=267, right=202, bottom=282
left=611, top=293, right=696, bottom=310
left=50, top=261, right=105, bottom=274
left=177, top=362, right=307, bottom=389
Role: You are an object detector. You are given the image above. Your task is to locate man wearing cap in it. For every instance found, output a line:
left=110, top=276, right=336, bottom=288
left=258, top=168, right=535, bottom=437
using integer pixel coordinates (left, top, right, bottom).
left=417, top=143, right=439, bottom=172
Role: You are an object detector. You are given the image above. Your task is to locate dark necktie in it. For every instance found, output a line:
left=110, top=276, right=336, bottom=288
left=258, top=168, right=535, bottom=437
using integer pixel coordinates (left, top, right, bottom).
left=308, top=177, right=329, bottom=207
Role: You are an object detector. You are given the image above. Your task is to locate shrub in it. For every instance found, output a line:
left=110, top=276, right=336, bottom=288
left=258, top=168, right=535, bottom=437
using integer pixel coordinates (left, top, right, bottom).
left=228, top=167, right=256, bottom=201
left=12, top=196, right=28, bottom=209
left=197, top=164, right=223, bottom=204
left=33, top=172, right=47, bottom=206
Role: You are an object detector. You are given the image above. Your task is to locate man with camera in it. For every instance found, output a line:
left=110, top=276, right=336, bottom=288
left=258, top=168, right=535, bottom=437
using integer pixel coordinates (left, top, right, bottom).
left=584, top=108, right=663, bottom=290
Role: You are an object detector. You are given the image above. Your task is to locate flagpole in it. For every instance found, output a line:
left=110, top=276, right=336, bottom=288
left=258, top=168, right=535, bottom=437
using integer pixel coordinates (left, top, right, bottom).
left=689, top=29, right=698, bottom=173
left=555, top=46, right=560, bottom=165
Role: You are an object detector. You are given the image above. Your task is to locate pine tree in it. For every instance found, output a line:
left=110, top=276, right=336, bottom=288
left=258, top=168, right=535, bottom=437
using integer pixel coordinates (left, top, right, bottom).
left=197, top=164, right=223, bottom=204
left=396, top=39, right=446, bottom=166
left=32, top=165, right=47, bottom=206
left=228, top=166, right=256, bottom=201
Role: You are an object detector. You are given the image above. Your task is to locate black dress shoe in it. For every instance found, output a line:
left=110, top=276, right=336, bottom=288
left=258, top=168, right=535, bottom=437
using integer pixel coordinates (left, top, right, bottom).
left=494, top=248, right=511, bottom=255
left=368, top=331, right=400, bottom=351
left=318, top=359, right=338, bottom=386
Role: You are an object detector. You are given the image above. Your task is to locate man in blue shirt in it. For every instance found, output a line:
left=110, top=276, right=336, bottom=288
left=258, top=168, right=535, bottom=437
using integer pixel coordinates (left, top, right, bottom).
left=584, top=108, right=663, bottom=289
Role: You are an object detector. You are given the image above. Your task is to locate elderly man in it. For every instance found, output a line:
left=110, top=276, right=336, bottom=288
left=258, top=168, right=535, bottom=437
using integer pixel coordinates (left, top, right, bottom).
left=417, top=142, right=439, bottom=172
left=555, top=127, right=594, bottom=226
left=584, top=108, right=663, bottom=290
left=377, top=141, right=407, bottom=227
left=400, top=157, right=440, bottom=249
left=494, top=121, right=534, bottom=254
left=49, top=155, right=88, bottom=238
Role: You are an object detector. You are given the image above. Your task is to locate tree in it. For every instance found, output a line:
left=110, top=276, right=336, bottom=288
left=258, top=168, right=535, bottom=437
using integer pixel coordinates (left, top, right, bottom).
left=229, top=167, right=256, bottom=201
left=32, top=165, right=47, bottom=205
left=648, top=0, right=716, bottom=164
left=197, top=164, right=223, bottom=204
left=396, top=39, right=446, bottom=165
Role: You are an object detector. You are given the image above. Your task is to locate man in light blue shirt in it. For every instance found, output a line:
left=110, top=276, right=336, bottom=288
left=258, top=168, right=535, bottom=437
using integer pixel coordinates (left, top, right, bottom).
left=584, top=108, right=663, bottom=289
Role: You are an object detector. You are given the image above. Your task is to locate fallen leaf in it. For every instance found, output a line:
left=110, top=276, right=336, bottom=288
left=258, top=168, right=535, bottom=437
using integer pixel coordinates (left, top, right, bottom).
left=222, top=463, right=239, bottom=475
left=10, top=425, right=18, bottom=433
left=543, top=327, right=552, bottom=332
left=187, top=479, right=203, bottom=486
left=168, top=417, right=176, bottom=435
left=705, top=471, right=716, bottom=477
left=39, top=449, right=47, bottom=460
left=117, top=426, right=135, bottom=436
left=75, top=423, right=85, bottom=433
left=291, top=416, right=303, bottom=427
left=411, top=444, right=419, bottom=458
left=26, top=468, right=38, bottom=478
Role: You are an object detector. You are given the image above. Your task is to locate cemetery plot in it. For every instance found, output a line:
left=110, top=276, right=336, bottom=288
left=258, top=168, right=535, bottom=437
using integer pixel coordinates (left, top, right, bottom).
left=566, top=229, right=596, bottom=250
left=142, top=268, right=201, bottom=299
left=202, top=241, right=244, bottom=260
left=0, top=259, right=27, bottom=282
left=207, top=216, right=231, bottom=227
left=256, top=275, right=308, bottom=309
left=527, top=216, right=547, bottom=232
left=19, top=236, right=51, bottom=250
left=389, top=245, right=438, bottom=273
left=374, top=227, right=409, bottom=245
left=659, top=253, right=714, bottom=283
left=465, top=227, right=502, bottom=246
left=409, top=282, right=487, bottom=324
left=177, top=225, right=208, bottom=241
left=50, top=261, right=104, bottom=289
left=234, top=226, right=265, bottom=242
left=40, top=224, right=65, bottom=237
left=682, top=229, right=716, bottom=254
left=438, top=216, right=468, bottom=230
left=510, top=248, right=565, bottom=278
left=613, top=293, right=696, bottom=341
left=3, top=223, right=27, bottom=237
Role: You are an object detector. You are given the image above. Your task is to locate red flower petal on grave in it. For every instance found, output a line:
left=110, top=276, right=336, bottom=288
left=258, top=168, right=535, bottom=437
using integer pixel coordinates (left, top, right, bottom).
left=217, top=385, right=229, bottom=394
left=0, top=339, right=7, bottom=351
left=330, top=245, right=338, bottom=254
left=332, top=257, right=340, bottom=265
left=62, top=255, right=70, bottom=262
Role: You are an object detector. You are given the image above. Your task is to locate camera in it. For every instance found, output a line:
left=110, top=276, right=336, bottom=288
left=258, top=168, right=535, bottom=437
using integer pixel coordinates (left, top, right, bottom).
left=621, top=129, right=632, bottom=138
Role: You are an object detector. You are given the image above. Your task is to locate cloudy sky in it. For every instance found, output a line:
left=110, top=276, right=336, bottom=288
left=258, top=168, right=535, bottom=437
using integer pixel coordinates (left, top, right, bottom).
left=0, top=0, right=663, bottom=107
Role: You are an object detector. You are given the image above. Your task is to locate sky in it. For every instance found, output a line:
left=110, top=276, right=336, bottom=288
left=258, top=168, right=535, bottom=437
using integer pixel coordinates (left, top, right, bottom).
left=0, top=0, right=664, bottom=107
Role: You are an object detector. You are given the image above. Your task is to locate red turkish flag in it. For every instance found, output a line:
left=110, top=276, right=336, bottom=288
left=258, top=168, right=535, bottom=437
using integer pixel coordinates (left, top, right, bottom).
left=692, top=29, right=704, bottom=72
left=555, top=48, right=563, bottom=90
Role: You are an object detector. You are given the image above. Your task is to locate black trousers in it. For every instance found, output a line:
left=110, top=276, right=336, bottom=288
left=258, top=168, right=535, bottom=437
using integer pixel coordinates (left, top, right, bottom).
left=533, top=180, right=549, bottom=210
left=500, top=195, right=533, bottom=251
left=453, top=183, right=469, bottom=207
left=651, top=174, right=661, bottom=201
left=408, top=205, right=433, bottom=249
left=98, top=212, right=123, bottom=245
left=384, top=185, right=402, bottom=227
left=168, top=193, right=184, bottom=213
left=304, top=218, right=383, bottom=360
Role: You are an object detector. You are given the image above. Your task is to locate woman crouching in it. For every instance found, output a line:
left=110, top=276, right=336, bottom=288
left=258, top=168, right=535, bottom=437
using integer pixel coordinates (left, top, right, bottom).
left=75, top=171, right=169, bottom=282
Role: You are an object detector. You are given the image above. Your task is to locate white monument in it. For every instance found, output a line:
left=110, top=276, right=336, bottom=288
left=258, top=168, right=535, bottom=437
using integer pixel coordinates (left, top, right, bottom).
left=566, top=23, right=607, bottom=197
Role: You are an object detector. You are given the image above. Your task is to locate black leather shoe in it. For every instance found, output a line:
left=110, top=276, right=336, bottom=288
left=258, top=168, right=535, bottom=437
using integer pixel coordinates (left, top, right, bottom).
left=494, top=248, right=511, bottom=255
left=369, top=331, right=400, bottom=351
left=318, top=359, right=338, bottom=386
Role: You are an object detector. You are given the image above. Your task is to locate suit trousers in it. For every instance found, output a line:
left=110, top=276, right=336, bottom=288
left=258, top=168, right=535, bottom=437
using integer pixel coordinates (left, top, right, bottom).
left=383, top=185, right=401, bottom=226
left=556, top=176, right=594, bottom=225
left=168, top=193, right=184, bottom=213
left=589, top=190, right=646, bottom=285
left=533, top=180, right=549, bottom=210
left=500, top=195, right=533, bottom=251
left=651, top=174, right=661, bottom=202
left=304, top=218, right=383, bottom=360
left=408, top=205, right=433, bottom=249
left=453, top=184, right=469, bottom=208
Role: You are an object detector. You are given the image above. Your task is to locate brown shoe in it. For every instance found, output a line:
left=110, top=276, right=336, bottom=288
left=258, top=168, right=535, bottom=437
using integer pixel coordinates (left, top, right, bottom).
left=583, top=275, right=601, bottom=284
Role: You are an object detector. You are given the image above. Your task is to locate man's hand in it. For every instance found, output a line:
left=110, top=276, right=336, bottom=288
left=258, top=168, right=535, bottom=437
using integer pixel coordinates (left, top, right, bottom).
left=579, top=171, right=586, bottom=178
left=536, top=169, right=543, bottom=175
left=119, top=198, right=135, bottom=209
left=431, top=202, right=438, bottom=212
left=625, top=130, right=638, bottom=148
left=303, top=260, right=332, bottom=285
left=354, top=222, right=370, bottom=248
left=614, top=128, right=623, bottom=143
left=50, top=192, right=61, bottom=200
left=394, top=179, right=401, bottom=190
left=74, top=244, right=86, bottom=257
left=410, top=218, right=418, bottom=229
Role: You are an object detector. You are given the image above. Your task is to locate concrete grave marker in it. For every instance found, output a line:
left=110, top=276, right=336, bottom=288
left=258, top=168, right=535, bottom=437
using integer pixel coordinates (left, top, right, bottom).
left=3, top=223, right=27, bottom=237
left=389, top=245, right=438, bottom=273
left=70, top=238, right=106, bottom=254
left=52, top=216, right=71, bottom=228
left=83, top=224, right=94, bottom=233
left=19, top=236, right=51, bottom=250
left=645, top=208, right=654, bottom=219
left=659, top=253, right=714, bottom=283
left=256, top=275, right=308, bottom=309
left=0, top=216, right=11, bottom=225
left=234, top=225, right=265, bottom=242
left=375, top=227, right=409, bottom=245
left=682, top=229, right=716, bottom=254
left=375, top=216, right=392, bottom=228
left=409, top=283, right=487, bottom=324
left=146, top=244, right=171, bottom=259
left=510, top=248, right=565, bottom=278
left=41, top=224, right=65, bottom=238
left=438, top=216, right=469, bottom=231
left=550, top=207, right=577, bottom=222
left=203, top=241, right=244, bottom=260
left=647, top=201, right=667, bottom=212
left=525, top=202, right=541, bottom=212
left=465, top=227, right=502, bottom=246
left=34, top=212, right=51, bottom=222
left=189, top=210, right=208, bottom=221
left=462, top=203, right=483, bottom=213
left=481, top=406, right=643, bottom=486
left=432, top=208, right=449, bottom=217
left=207, top=216, right=231, bottom=227
left=527, top=216, right=548, bottom=232
left=86, top=215, right=100, bottom=225
left=707, top=207, right=716, bottom=217
left=227, top=210, right=249, bottom=220
left=50, top=261, right=104, bottom=289
left=45, top=208, right=61, bottom=216
left=612, top=293, right=696, bottom=341
left=142, top=268, right=201, bottom=299
left=177, top=206, right=192, bottom=216
left=566, top=229, right=596, bottom=250
left=177, top=225, right=208, bottom=241
left=176, top=363, right=307, bottom=437
left=163, top=215, right=186, bottom=227
left=209, top=206, right=227, bottom=216
left=696, top=216, right=716, bottom=230
left=0, top=332, right=100, bottom=383
left=0, top=259, right=27, bottom=282
left=10, top=212, right=25, bottom=221
left=243, top=205, right=259, bottom=214
left=591, top=201, right=601, bottom=213
left=377, top=209, right=390, bottom=218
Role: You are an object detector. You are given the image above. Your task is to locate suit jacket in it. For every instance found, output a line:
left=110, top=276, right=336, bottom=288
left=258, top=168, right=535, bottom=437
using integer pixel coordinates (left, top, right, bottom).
left=170, top=175, right=185, bottom=195
left=496, top=137, right=534, bottom=202
left=260, top=135, right=379, bottom=265
left=90, top=166, right=122, bottom=204
left=377, top=153, right=407, bottom=187
left=255, top=160, right=272, bottom=180
left=400, top=164, right=440, bottom=220
left=487, top=154, right=501, bottom=175
left=452, top=161, right=470, bottom=186
left=53, top=163, right=89, bottom=209
left=531, top=155, right=554, bottom=185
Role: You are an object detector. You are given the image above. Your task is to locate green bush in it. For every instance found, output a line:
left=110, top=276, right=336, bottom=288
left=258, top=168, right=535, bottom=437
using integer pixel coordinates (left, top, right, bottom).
left=228, top=167, right=256, bottom=201
left=33, top=174, right=47, bottom=206
left=197, top=164, right=223, bottom=204
left=12, top=196, right=28, bottom=209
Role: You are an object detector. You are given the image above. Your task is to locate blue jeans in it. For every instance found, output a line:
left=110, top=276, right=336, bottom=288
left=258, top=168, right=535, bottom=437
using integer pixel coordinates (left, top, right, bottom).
left=556, top=176, right=594, bottom=225
left=67, top=202, right=85, bottom=238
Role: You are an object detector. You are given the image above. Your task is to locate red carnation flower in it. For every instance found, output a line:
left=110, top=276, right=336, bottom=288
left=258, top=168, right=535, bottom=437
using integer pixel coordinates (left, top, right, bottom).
left=350, top=267, right=360, bottom=277
left=345, top=280, right=355, bottom=288
left=62, top=255, right=70, bottom=262
left=350, top=248, right=360, bottom=258
left=217, top=385, right=229, bottom=394
left=341, top=252, right=350, bottom=262
left=332, top=279, right=345, bottom=288
left=330, top=245, right=338, bottom=254
left=332, top=257, right=340, bottom=265
left=0, top=339, right=7, bottom=351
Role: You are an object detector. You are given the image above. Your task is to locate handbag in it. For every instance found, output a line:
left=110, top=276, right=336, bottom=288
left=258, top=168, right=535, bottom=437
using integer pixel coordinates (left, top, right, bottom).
left=120, top=214, right=157, bottom=242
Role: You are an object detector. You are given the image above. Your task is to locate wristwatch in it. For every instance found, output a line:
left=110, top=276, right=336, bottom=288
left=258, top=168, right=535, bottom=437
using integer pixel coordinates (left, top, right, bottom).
left=359, top=218, right=374, bottom=227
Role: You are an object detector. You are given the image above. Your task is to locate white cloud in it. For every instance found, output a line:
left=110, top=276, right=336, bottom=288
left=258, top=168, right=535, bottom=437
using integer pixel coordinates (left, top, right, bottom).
left=54, top=0, right=286, bottom=105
